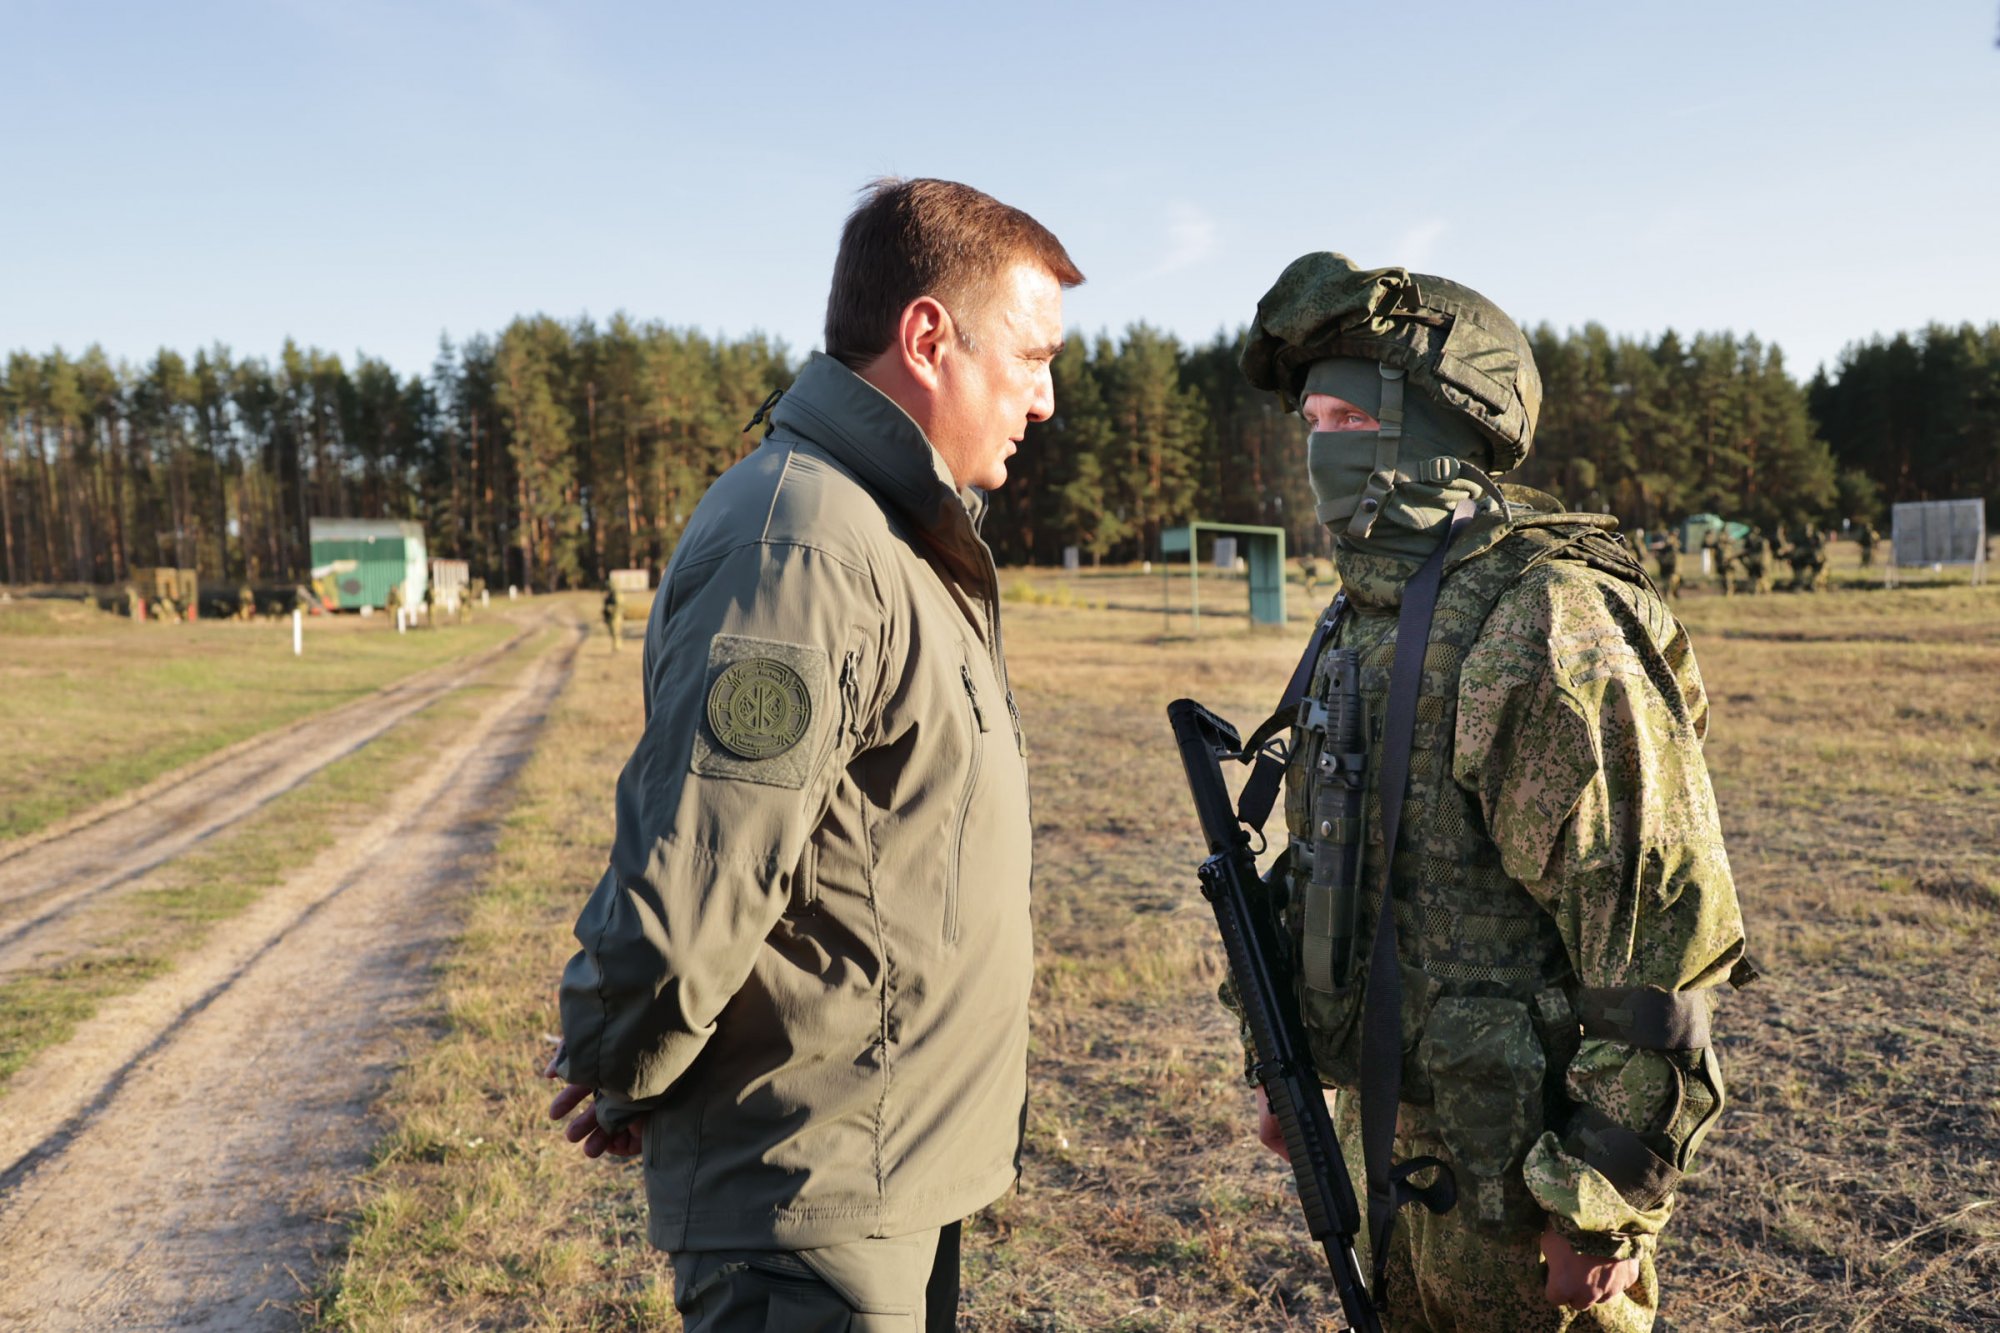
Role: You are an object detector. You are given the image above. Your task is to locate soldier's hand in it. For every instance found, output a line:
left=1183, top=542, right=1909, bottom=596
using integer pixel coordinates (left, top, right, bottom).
left=1539, top=1227, right=1640, bottom=1308
left=1254, top=1086, right=1336, bottom=1162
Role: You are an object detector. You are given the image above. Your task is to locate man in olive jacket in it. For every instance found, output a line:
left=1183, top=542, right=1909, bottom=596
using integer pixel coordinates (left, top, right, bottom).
left=547, top=179, right=1081, bottom=1332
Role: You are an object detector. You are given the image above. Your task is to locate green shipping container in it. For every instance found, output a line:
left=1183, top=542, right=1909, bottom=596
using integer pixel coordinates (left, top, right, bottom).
left=309, top=518, right=428, bottom=610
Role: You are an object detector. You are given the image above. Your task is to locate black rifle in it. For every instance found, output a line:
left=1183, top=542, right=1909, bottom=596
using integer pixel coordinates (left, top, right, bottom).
left=1168, top=698, right=1381, bottom=1333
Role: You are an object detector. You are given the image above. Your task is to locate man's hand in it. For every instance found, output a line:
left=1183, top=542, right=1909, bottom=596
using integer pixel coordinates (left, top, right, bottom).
left=1254, top=1085, right=1338, bottom=1162
left=541, top=1039, right=645, bottom=1159
left=1540, top=1228, right=1640, bottom=1308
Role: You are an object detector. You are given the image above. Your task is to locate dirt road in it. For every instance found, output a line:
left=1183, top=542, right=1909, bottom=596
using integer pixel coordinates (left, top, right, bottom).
left=0, top=613, right=585, bottom=1330
left=0, top=620, right=538, bottom=968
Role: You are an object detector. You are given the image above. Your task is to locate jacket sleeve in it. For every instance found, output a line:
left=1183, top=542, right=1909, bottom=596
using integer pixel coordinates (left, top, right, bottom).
left=557, top=538, right=887, bottom=1128
left=1455, top=566, right=1747, bottom=1260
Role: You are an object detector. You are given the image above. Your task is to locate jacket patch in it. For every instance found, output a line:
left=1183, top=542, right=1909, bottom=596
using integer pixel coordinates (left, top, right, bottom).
left=692, top=634, right=827, bottom=788
left=708, top=657, right=813, bottom=758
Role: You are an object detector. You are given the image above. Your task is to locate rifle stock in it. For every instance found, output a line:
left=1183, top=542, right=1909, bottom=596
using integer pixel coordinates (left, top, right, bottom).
left=1167, top=698, right=1381, bottom=1333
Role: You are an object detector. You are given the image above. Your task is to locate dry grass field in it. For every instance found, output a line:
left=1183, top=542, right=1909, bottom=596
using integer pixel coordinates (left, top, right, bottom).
left=304, top=548, right=1999, bottom=1332
left=0, top=597, right=517, bottom=839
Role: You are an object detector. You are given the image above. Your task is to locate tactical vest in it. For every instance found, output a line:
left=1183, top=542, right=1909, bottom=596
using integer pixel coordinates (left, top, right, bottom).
left=1282, top=518, right=1650, bottom=1223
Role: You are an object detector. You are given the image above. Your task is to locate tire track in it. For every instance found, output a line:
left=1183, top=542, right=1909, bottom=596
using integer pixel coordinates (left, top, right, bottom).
left=0, top=616, right=587, bottom=1329
left=0, top=616, right=548, bottom=966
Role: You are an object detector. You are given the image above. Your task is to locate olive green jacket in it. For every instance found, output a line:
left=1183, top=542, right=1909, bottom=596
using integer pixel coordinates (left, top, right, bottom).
left=558, top=353, right=1034, bottom=1251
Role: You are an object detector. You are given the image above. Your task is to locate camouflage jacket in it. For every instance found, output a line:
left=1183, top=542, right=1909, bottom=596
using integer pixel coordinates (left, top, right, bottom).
left=1453, top=540, right=1744, bottom=1256
left=1285, top=507, right=1747, bottom=1260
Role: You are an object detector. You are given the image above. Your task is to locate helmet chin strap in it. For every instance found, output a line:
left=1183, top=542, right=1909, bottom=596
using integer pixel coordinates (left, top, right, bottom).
left=1319, top=365, right=1512, bottom=536
left=1417, top=453, right=1513, bottom=524
left=1344, top=366, right=1404, bottom=540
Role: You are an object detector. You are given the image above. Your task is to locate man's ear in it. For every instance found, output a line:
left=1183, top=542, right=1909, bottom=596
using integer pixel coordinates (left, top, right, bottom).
left=897, top=296, right=952, bottom=392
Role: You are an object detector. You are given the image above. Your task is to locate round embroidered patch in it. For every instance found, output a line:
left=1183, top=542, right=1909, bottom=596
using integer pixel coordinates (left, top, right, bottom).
left=707, top=657, right=813, bottom=759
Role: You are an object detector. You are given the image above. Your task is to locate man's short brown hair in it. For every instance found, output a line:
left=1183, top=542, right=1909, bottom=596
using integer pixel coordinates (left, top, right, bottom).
left=824, top=178, right=1084, bottom=369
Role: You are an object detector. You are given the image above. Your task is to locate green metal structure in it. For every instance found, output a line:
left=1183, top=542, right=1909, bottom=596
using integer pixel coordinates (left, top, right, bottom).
left=308, top=518, right=428, bottom=611
left=1159, top=521, right=1289, bottom=627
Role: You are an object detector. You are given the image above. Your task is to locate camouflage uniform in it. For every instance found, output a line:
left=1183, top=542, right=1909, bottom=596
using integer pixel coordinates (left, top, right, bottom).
left=1297, top=517, right=1746, bottom=1331
left=601, top=587, right=624, bottom=651
left=1702, top=532, right=1734, bottom=596
left=1803, top=528, right=1828, bottom=591
left=1240, top=253, right=1748, bottom=1333
left=1652, top=534, right=1681, bottom=599
left=1856, top=522, right=1878, bottom=568
left=1741, top=530, right=1771, bottom=595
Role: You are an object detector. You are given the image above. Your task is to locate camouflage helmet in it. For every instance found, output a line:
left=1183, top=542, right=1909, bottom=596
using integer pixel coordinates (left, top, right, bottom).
left=1241, top=252, right=1542, bottom=474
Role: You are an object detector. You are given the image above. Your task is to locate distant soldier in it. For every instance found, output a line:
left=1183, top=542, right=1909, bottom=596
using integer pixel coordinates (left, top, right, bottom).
left=1802, top=526, right=1829, bottom=592
left=601, top=586, right=624, bottom=651
left=1856, top=521, right=1879, bottom=568
left=1655, top=530, right=1682, bottom=598
left=238, top=584, right=257, bottom=621
left=1742, top=527, right=1773, bottom=595
left=1778, top=526, right=1804, bottom=591
left=421, top=580, right=437, bottom=627
left=385, top=582, right=404, bottom=625
left=1705, top=529, right=1736, bottom=596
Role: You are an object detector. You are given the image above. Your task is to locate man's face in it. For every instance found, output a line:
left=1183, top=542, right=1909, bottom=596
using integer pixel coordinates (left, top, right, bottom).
left=931, top=261, right=1065, bottom=491
left=1301, top=393, right=1379, bottom=433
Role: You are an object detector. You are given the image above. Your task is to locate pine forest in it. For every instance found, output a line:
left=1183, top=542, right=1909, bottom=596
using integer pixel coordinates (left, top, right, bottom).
left=2, top=316, right=1996, bottom=590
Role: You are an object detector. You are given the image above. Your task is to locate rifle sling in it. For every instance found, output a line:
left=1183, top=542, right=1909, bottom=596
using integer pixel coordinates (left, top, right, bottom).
left=1236, top=596, right=1343, bottom=834
left=1360, top=498, right=1475, bottom=1301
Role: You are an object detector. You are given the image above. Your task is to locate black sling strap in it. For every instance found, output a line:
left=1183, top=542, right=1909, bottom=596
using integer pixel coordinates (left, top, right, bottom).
left=1234, top=594, right=1344, bottom=834
left=1359, top=499, right=1474, bottom=1300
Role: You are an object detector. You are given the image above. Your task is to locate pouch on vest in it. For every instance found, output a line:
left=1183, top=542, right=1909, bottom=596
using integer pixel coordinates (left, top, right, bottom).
left=1419, top=996, right=1546, bottom=1227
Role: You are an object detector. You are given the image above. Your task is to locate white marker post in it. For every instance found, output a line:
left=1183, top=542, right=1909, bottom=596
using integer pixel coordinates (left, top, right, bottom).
left=292, top=609, right=303, bottom=656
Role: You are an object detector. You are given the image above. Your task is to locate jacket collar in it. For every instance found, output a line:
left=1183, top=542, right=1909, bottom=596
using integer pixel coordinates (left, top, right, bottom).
left=767, top=352, right=991, bottom=580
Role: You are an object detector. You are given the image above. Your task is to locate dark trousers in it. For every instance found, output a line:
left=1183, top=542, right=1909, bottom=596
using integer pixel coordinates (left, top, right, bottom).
left=671, top=1221, right=963, bottom=1332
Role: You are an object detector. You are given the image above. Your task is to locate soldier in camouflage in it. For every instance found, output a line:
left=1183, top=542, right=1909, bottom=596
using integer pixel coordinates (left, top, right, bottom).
left=1234, top=253, right=1750, bottom=1332
left=1652, top=531, right=1681, bottom=600
left=1803, top=526, right=1828, bottom=591
left=1741, top=528, right=1772, bottom=595
left=1855, top=521, right=1878, bottom=568
left=601, top=586, right=624, bottom=651
left=1702, top=529, right=1733, bottom=596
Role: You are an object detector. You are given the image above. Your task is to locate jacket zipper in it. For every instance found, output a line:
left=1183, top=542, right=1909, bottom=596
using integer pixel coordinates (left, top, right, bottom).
left=948, top=660, right=988, bottom=944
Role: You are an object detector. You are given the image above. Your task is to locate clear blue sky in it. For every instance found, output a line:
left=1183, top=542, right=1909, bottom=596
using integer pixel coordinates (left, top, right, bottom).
left=4, top=0, right=1996, bottom=384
